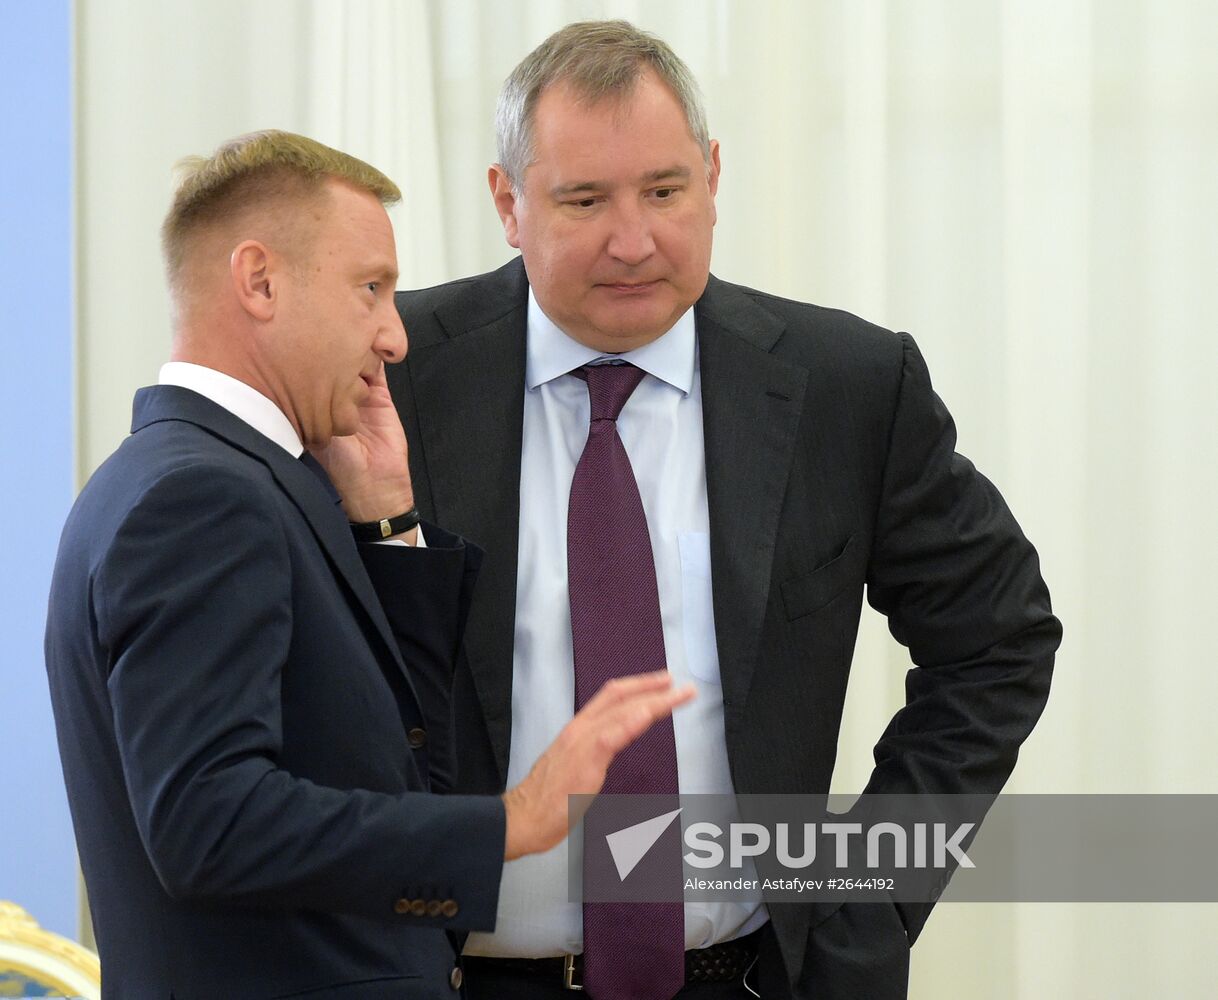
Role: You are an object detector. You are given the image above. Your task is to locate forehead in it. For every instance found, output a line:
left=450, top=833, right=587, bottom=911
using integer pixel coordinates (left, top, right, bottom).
left=315, top=180, right=397, bottom=263
left=320, top=179, right=389, bottom=232
left=529, top=70, right=701, bottom=172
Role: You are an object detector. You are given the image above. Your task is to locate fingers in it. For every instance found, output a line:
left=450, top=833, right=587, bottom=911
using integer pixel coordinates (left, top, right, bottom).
left=581, top=670, right=683, bottom=711
left=577, top=672, right=694, bottom=754
left=592, top=681, right=695, bottom=759
left=502, top=673, right=695, bottom=860
left=572, top=671, right=694, bottom=761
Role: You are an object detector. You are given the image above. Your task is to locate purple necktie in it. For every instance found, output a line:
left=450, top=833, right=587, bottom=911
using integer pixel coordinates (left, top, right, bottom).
left=568, top=363, right=684, bottom=1000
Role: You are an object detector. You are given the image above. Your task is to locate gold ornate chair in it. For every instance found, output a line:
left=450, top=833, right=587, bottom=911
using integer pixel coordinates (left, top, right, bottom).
left=0, top=901, right=100, bottom=999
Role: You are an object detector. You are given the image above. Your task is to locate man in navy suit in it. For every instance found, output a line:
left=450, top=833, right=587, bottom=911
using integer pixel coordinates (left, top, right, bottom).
left=45, top=130, right=691, bottom=999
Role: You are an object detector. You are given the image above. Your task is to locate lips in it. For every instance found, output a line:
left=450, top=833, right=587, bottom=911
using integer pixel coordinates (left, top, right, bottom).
left=598, top=279, right=661, bottom=293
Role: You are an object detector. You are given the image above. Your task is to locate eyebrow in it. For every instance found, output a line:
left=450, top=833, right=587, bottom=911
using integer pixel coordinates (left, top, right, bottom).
left=549, top=166, right=692, bottom=198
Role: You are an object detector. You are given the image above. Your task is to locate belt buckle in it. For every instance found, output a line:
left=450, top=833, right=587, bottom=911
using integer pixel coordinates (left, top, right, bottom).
left=563, top=954, right=583, bottom=990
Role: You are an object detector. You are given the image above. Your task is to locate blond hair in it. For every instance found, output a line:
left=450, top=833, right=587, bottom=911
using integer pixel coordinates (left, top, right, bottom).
left=161, top=129, right=400, bottom=294
left=496, top=20, right=710, bottom=190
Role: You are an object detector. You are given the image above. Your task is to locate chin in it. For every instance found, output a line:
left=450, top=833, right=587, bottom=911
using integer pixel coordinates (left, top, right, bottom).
left=599, top=308, right=680, bottom=342
left=594, top=322, right=671, bottom=351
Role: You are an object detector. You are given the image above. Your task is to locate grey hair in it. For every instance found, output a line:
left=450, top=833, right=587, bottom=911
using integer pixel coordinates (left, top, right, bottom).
left=495, top=20, right=711, bottom=190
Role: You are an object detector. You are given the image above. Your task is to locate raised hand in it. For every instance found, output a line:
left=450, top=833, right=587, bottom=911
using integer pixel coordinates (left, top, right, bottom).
left=502, top=671, right=695, bottom=860
left=310, top=362, right=416, bottom=533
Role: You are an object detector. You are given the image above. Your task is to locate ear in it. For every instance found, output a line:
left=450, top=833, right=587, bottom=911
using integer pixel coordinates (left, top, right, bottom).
left=488, top=164, right=522, bottom=249
left=229, top=240, right=277, bottom=321
left=706, top=139, right=721, bottom=225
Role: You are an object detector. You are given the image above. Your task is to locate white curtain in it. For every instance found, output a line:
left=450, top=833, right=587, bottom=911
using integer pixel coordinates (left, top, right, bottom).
left=76, top=1, right=1218, bottom=994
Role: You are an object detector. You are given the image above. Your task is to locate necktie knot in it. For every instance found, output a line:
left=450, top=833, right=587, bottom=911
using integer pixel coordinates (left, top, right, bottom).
left=577, top=362, right=646, bottom=422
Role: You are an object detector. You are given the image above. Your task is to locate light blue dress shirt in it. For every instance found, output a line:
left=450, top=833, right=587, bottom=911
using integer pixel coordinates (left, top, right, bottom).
left=465, top=291, right=767, bottom=958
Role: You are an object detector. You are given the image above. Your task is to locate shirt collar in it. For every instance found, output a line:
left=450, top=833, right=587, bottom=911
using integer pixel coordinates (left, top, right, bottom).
left=158, top=361, right=304, bottom=457
left=524, top=287, right=696, bottom=396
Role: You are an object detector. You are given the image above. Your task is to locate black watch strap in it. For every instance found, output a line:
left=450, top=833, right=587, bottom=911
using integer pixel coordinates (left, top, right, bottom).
left=349, top=508, right=422, bottom=542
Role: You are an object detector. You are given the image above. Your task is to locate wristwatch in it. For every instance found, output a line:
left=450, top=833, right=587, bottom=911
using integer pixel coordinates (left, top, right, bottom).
left=349, top=508, right=421, bottom=542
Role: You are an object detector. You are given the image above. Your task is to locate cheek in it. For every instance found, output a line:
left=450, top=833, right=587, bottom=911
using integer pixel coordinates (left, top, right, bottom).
left=537, top=219, right=600, bottom=269
left=666, top=217, right=714, bottom=276
left=525, top=242, right=575, bottom=294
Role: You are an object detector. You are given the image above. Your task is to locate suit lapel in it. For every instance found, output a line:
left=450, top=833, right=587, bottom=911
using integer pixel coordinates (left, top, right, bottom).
left=696, top=279, right=809, bottom=743
left=404, top=265, right=528, bottom=782
left=267, top=457, right=411, bottom=681
left=131, top=386, right=412, bottom=691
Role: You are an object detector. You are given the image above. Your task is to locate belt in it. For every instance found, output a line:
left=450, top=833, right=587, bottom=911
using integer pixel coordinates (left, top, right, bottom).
left=463, top=928, right=761, bottom=991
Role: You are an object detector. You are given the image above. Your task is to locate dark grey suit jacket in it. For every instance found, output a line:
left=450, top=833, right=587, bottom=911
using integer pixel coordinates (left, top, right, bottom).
left=390, top=258, right=1061, bottom=998
left=46, top=386, right=507, bottom=999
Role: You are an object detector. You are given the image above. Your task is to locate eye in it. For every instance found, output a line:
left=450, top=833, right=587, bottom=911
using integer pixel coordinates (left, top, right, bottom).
left=365, top=282, right=379, bottom=294
left=652, top=187, right=678, bottom=201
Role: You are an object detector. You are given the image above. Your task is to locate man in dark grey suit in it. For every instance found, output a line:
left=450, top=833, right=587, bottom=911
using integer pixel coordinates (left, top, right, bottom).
left=390, top=20, right=1061, bottom=1000
left=45, top=129, right=690, bottom=1000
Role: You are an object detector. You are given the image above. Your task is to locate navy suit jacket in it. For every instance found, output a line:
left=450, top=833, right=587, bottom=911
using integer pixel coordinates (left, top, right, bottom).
left=45, top=386, right=505, bottom=999
left=390, top=259, right=1063, bottom=998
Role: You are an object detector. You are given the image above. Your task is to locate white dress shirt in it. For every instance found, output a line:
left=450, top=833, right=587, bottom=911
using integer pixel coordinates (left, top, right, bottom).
left=464, top=292, right=766, bottom=958
left=159, top=362, right=304, bottom=456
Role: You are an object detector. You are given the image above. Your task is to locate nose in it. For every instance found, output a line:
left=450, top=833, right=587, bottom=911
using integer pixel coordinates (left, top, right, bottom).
left=605, top=200, right=656, bottom=267
left=375, top=304, right=408, bottom=365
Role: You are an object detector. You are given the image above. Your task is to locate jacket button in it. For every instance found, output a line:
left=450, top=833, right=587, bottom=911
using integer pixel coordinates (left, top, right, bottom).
left=408, top=727, right=427, bottom=748
left=410, top=899, right=427, bottom=917
left=394, top=898, right=411, bottom=915
left=449, top=967, right=463, bottom=990
left=441, top=899, right=459, bottom=918
left=426, top=899, right=443, bottom=917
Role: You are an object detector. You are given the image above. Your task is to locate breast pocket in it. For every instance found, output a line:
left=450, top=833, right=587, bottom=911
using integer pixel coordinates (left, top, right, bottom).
left=679, top=532, right=721, bottom=684
left=781, top=534, right=858, bottom=621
